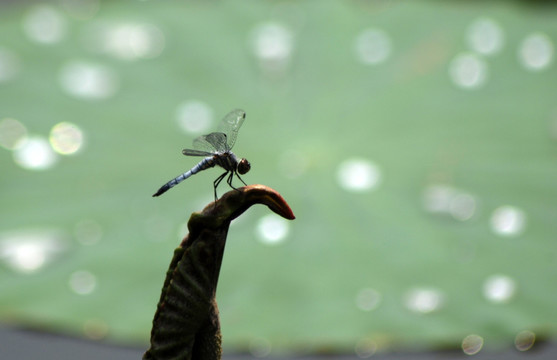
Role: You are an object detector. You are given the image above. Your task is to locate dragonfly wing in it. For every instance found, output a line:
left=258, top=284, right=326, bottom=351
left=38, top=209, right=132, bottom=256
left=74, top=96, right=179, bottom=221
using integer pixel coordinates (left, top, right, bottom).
left=182, top=148, right=214, bottom=156
left=192, top=133, right=223, bottom=153
left=193, top=132, right=228, bottom=153
left=217, top=109, right=246, bottom=150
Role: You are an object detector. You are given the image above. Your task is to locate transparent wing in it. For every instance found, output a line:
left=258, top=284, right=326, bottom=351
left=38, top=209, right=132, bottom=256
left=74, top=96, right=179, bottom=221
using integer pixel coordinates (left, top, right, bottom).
left=182, top=148, right=214, bottom=157
left=217, top=109, right=246, bottom=150
left=192, top=132, right=228, bottom=153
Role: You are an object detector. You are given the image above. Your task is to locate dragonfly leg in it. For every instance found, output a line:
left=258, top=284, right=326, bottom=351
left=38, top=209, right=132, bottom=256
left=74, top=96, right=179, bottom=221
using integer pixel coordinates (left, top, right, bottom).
left=213, top=171, right=228, bottom=201
left=226, top=171, right=243, bottom=193
left=226, top=171, right=234, bottom=187
left=235, top=172, right=248, bottom=186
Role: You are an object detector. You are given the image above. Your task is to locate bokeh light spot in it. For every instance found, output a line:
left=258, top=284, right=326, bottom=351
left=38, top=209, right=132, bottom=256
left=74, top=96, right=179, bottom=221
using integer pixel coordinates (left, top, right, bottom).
left=490, top=205, right=526, bottom=236
left=449, top=193, right=476, bottom=221
left=256, top=214, right=290, bottom=245
left=0, top=229, right=68, bottom=273
left=355, top=288, right=382, bottom=311
left=423, top=185, right=476, bottom=221
left=337, top=158, right=381, bottom=192
left=404, top=287, right=445, bottom=314
left=483, top=274, right=516, bottom=303
left=176, top=100, right=214, bottom=135
left=249, top=337, right=272, bottom=358
left=49, top=122, right=85, bottom=155
left=85, top=22, right=165, bottom=61
left=13, top=135, right=58, bottom=170
left=74, top=219, right=103, bottom=246
left=466, top=18, right=504, bottom=56
left=519, top=33, right=553, bottom=71
left=449, top=53, right=487, bottom=89
left=59, top=61, right=118, bottom=100
left=423, top=184, right=454, bottom=213
left=0, top=48, right=20, bottom=82
left=23, top=4, right=67, bottom=45
left=251, top=22, right=294, bottom=71
left=0, top=117, right=27, bottom=150
left=69, top=270, right=97, bottom=295
left=462, top=334, right=484, bottom=355
left=515, top=330, right=536, bottom=352
left=355, top=338, right=377, bottom=358
left=354, top=28, right=392, bottom=65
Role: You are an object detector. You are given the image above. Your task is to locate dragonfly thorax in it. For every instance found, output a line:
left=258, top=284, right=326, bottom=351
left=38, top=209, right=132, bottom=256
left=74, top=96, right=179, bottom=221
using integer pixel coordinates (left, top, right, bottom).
left=212, top=152, right=249, bottom=175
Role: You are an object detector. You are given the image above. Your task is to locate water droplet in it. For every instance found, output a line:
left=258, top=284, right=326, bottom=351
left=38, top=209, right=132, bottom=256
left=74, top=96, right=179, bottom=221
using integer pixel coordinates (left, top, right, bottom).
left=519, top=33, right=553, bottom=71
left=69, top=270, right=97, bottom=295
left=0, top=229, right=69, bottom=273
left=176, top=100, right=214, bottom=135
left=251, top=22, right=294, bottom=72
left=49, top=122, right=85, bottom=155
left=256, top=214, right=290, bottom=245
left=59, top=61, right=118, bottom=100
left=337, top=158, right=381, bottom=192
left=355, top=288, right=381, bottom=311
left=249, top=337, right=272, bottom=357
left=462, top=334, right=484, bottom=355
left=23, top=5, right=67, bottom=45
left=355, top=338, right=377, bottom=358
left=13, top=135, right=58, bottom=170
left=0, top=48, right=20, bottom=82
left=85, top=22, right=165, bottom=61
left=354, top=28, right=392, bottom=65
left=449, top=53, right=487, bottom=89
left=74, top=219, right=103, bottom=246
left=0, top=117, right=27, bottom=150
left=483, top=274, right=516, bottom=303
left=490, top=205, right=526, bottom=236
left=466, top=18, right=504, bottom=56
left=278, top=149, right=309, bottom=179
left=515, top=330, right=536, bottom=351
left=404, top=287, right=445, bottom=314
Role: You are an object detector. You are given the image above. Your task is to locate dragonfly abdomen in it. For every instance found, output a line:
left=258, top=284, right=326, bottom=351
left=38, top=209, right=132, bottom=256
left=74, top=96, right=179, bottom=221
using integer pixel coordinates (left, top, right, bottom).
left=152, top=157, right=215, bottom=197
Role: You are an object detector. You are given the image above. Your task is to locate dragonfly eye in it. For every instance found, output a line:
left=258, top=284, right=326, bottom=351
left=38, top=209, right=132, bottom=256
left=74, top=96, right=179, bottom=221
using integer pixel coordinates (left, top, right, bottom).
left=238, top=158, right=251, bottom=175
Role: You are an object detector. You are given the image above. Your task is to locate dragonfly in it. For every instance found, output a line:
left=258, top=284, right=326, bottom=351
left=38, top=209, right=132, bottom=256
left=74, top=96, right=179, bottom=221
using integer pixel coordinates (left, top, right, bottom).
left=153, top=109, right=251, bottom=200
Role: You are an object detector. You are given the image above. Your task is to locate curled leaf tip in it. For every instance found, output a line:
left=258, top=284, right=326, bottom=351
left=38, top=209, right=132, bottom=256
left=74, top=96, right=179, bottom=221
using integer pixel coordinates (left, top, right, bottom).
left=200, top=184, right=295, bottom=222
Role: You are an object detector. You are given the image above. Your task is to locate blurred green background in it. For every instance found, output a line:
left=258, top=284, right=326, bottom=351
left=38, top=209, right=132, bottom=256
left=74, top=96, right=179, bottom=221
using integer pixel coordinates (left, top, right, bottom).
left=1, top=0, right=556, bottom=357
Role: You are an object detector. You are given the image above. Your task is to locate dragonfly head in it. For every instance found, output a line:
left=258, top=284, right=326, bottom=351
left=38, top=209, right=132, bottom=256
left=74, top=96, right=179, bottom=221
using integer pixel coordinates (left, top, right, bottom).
left=237, top=158, right=251, bottom=175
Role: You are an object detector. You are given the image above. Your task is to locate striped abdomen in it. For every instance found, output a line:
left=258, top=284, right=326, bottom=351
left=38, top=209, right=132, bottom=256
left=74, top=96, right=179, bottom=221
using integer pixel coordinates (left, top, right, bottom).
left=152, top=157, right=215, bottom=197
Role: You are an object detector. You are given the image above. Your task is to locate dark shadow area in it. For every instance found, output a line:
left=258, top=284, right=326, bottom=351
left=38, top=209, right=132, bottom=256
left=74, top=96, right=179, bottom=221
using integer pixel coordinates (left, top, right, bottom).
left=1, top=326, right=555, bottom=360
left=0, top=326, right=143, bottom=360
